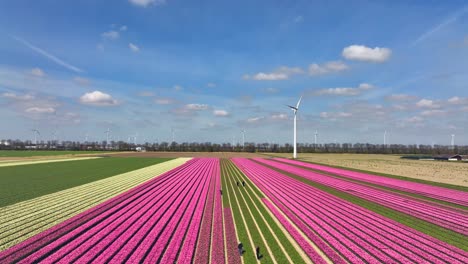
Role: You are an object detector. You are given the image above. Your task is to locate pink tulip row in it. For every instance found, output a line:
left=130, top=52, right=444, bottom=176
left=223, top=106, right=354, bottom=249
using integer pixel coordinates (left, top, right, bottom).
left=193, top=163, right=217, bottom=264
left=275, top=158, right=468, bottom=206
left=223, top=208, right=241, bottom=264
left=0, top=158, right=197, bottom=263
left=0, top=158, right=221, bottom=263
left=210, top=163, right=226, bottom=264
left=256, top=158, right=468, bottom=235
left=262, top=198, right=327, bottom=264
left=233, top=158, right=468, bottom=264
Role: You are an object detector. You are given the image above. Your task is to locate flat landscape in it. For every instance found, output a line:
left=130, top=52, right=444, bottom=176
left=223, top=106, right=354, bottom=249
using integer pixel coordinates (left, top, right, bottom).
left=0, top=152, right=466, bottom=263
left=268, top=153, right=468, bottom=187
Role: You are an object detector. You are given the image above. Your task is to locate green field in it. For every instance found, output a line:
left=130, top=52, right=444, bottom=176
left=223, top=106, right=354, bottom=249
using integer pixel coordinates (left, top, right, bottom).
left=0, top=157, right=171, bottom=207
left=0, top=150, right=111, bottom=157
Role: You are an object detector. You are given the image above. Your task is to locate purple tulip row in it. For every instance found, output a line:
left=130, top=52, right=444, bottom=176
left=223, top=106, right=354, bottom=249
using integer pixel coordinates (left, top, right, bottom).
left=255, top=158, right=467, bottom=235
left=0, top=158, right=221, bottom=263
left=192, top=163, right=216, bottom=264
left=233, top=158, right=468, bottom=264
left=223, top=208, right=241, bottom=264
left=210, top=163, right=226, bottom=264
left=262, top=198, right=327, bottom=264
left=0, top=158, right=197, bottom=263
left=275, top=158, right=468, bottom=206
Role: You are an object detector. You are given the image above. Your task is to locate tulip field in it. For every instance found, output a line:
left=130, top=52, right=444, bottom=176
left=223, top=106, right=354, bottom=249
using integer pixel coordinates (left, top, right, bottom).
left=0, top=155, right=467, bottom=263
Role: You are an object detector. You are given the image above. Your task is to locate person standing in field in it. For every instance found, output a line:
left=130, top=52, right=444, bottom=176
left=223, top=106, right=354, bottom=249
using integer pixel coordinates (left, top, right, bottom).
left=256, top=246, right=262, bottom=259
left=242, top=181, right=245, bottom=186
left=238, top=243, right=244, bottom=256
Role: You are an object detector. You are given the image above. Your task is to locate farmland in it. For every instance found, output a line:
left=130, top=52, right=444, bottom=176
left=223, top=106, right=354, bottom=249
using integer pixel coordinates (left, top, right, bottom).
left=0, top=154, right=466, bottom=263
left=0, top=150, right=112, bottom=157
left=267, top=153, right=468, bottom=187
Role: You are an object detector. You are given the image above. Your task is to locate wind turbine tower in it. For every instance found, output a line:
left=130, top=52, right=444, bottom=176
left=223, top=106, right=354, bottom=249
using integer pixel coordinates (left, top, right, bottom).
left=171, top=128, right=175, bottom=143
left=384, top=131, right=387, bottom=146
left=241, top=129, right=246, bottom=150
left=287, top=96, right=302, bottom=159
left=32, top=129, right=40, bottom=145
left=314, top=130, right=318, bottom=145
left=451, top=134, right=455, bottom=149
left=105, top=128, right=111, bottom=145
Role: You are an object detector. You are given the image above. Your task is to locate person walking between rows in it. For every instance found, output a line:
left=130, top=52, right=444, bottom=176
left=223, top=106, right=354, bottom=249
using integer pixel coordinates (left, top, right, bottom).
left=238, top=243, right=245, bottom=256
left=242, top=181, right=245, bottom=186
left=256, top=246, right=262, bottom=260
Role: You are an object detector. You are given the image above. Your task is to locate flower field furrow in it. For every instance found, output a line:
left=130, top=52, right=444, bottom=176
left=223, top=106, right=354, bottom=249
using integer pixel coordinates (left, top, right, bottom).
left=223, top=208, right=241, bottom=264
left=0, top=158, right=230, bottom=263
left=192, top=165, right=216, bottom=263
left=262, top=198, right=327, bottom=264
left=233, top=158, right=468, bottom=264
left=257, top=158, right=468, bottom=235
left=0, top=158, right=191, bottom=251
left=210, top=163, right=225, bottom=264
left=275, top=158, right=468, bottom=206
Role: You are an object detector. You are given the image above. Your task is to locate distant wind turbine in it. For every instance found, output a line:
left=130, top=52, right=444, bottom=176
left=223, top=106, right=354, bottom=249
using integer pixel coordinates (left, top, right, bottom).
left=171, top=128, right=175, bottom=143
left=314, top=130, right=318, bottom=145
left=241, top=129, right=246, bottom=150
left=32, top=129, right=40, bottom=145
left=384, top=130, right=387, bottom=146
left=451, top=134, right=455, bottom=149
left=287, top=96, right=302, bottom=159
left=105, top=128, right=111, bottom=145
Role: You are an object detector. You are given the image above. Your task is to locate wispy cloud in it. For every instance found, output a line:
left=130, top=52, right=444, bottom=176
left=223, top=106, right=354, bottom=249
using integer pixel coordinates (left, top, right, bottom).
left=412, top=6, right=468, bottom=45
left=12, top=36, right=84, bottom=73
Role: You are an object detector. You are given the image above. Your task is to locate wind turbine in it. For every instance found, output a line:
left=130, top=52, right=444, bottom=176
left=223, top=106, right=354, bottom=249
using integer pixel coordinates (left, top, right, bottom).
left=134, top=132, right=138, bottom=145
left=451, top=134, right=455, bottom=149
left=32, top=129, right=40, bottom=145
left=105, top=128, right=111, bottom=145
left=384, top=131, right=387, bottom=146
left=287, top=96, right=302, bottom=159
left=171, top=128, right=175, bottom=143
left=314, top=130, right=318, bottom=145
left=241, top=129, right=246, bottom=150
left=85, top=133, right=89, bottom=142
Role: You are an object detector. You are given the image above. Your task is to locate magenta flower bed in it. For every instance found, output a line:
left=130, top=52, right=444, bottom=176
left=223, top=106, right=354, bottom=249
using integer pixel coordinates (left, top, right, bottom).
left=210, top=163, right=225, bottom=264
left=233, top=158, right=468, bottom=264
left=275, top=158, right=468, bottom=206
left=0, top=158, right=227, bottom=263
left=223, top=208, right=241, bottom=264
left=255, top=158, right=468, bottom=235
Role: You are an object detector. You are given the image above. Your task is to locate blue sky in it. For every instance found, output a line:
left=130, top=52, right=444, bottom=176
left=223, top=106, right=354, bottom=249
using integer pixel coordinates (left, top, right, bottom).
left=1, top=0, right=467, bottom=145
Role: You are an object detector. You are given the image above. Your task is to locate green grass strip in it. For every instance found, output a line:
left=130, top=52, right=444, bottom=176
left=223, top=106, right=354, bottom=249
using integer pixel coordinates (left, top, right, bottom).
left=254, top=160, right=468, bottom=251
left=0, top=150, right=111, bottom=157
left=0, top=157, right=171, bottom=207
left=225, top=160, right=307, bottom=264
left=220, top=159, right=257, bottom=264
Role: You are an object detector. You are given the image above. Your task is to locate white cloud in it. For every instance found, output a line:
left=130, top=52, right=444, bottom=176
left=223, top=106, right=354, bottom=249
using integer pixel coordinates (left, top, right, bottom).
left=213, top=110, right=229, bottom=116
left=31, top=68, right=45, bottom=77
left=79, top=91, right=118, bottom=106
left=129, top=0, right=166, bottom=7
left=308, top=61, right=349, bottom=75
left=416, top=99, right=440, bottom=108
left=264, top=87, right=279, bottom=94
left=247, top=116, right=264, bottom=123
left=138, top=91, right=155, bottom=97
left=244, top=66, right=304, bottom=81
left=73, top=77, right=90, bottom=86
left=13, top=36, right=83, bottom=73
left=25, top=107, right=55, bottom=114
left=185, top=104, right=209, bottom=110
left=320, top=112, right=352, bottom=119
left=314, top=83, right=374, bottom=96
left=2, top=92, right=34, bottom=101
left=207, top=83, right=216, bottom=88
left=101, top=30, right=120, bottom=40
left=385, top=94, right=416, bottom=101
left=129, top=43, right=140, bottom=52
left=120, top=25, right=128, bottom=31
left=155, top=98, right=175, bottom=104
left=420, top=109, right=446, bottom=116
left=294, top=16, right=304, bottom=23
left=173, top=85, right=183, bottom=91
left=271, top=114, right=288, bottom=120
left=342, top=45, right=391, bottom=63
left=447, top=96, right=468, bottom=105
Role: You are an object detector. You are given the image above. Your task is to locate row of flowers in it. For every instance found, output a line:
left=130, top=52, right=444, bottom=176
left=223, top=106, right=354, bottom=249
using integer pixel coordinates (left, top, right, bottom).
left=232, top=158, right=468, bottom=264
left=0, top=158, right=218, bottom=263
left=276, top=158, right=468, bottom=206
left=257, top=158, right=467, bottom=235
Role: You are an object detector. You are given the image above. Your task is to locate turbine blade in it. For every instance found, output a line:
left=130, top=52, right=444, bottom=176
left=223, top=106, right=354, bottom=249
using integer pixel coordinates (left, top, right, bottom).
left=286, top=105, right=297, bottom=110
left=296, top=95, right=303, bottom=109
